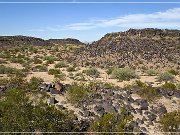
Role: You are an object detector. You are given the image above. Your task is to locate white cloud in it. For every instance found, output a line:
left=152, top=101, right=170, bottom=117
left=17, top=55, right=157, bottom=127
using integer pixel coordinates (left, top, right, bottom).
left=30, top=8, right=180, bottom=32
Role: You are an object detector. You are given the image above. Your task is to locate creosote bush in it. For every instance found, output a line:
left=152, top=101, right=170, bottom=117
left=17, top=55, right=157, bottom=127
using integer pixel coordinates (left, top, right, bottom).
left=135, top=80, right=161, bottom=102
left=168, top=69, right=179, bottom=76
left=111, top=68, right=137, bottom=81
left=0, top=89, right=76, bottom=132
left=89, top=107, right=133, bottom=133
left=55, top=61, right=67, bottom=68
left=162, top=82, right=177, bottom=90
left=66, top=66, right=76, bottom=72
left=157, top=72, right=174, bottom=82
left=83, top=67, right=100, bottom=78
left=67, top=83, right=94, bottom=104
left=159, top=110, right=180, bottom=132
left=48, top=69, right=61, bottom=75
left=33, top=65, right=48, bottom=72
left=145, top=69, right=158, bottom=76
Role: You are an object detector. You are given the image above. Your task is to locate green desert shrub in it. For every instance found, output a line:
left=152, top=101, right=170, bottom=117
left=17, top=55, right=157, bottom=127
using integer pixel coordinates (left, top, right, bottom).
left=157, top=72, right=174, bottom=82
left=33, top=65, right=48, bottom=72
left=27, top=77, right=44, bottom=91
left=162, top=82, right=177, bottom=90
left=176, top=83, right=180, bottom=90
left=111, top=68, right=137, bottom=81
left=67, top=83, right=93, bottom=104
left=9, top=57, right=24, bottom=64
left=74, top=72, right=86, bottom=81
left=66, top=66, right=76, bottom=72
left=44, top=56, right=57, bottom=64
left=55, top=61, right=67, bottom=68
left=0, top=65, right=20, bottom=74
left=106, top=67, right=114, bottom=75
left=54, top=73, right=66, bottom=81
left=83, top=67, right=100, bottom=78
left=135, top=80, right=160, bottom=101
left=145, top=69, right=158, bottom=76
left=159, top=110, right=180, bottom=132
left=48, top=69, right=61, bottom=75
left=33, top=58, right=43, bottom=64
left=168, top=69, right=179, bottom=76
left=89, top=107, right=133, bottom=133
left=0, top=89, right=76, bottom=132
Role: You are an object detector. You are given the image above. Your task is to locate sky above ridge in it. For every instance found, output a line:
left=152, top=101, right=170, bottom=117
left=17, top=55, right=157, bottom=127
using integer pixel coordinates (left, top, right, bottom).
left=0, top=0, right=180, bottom=42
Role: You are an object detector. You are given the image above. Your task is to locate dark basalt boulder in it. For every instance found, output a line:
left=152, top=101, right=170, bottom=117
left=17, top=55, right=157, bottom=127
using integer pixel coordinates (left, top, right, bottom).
left=102, top=103, right=117, bottom=113
left=0, top=85, right=6, bottom=93
left=50, top=88, right=61, bottom=95
left=147, top=113, right=157, bottom=122
left=94, top=105, right=105, bottom=116
left=174, top=90, right=180, bottom=98
left=127, top=121, right=138, bottom=131
left=49, top=97, right=58, bottom=105
left=157, top=104, right=167, bottom=116
left=79, top=119, right=90, bottom=132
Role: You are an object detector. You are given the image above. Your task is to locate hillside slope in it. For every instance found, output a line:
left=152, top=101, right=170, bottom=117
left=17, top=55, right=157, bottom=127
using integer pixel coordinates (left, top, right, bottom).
left=72, top=28, right=180, bottom=70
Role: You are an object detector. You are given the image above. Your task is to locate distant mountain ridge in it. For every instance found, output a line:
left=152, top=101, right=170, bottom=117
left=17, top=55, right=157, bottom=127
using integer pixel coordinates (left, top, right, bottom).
left=0, top=36, right=84, bottom=46
left=48, top=38, right=85, bottom=45
left=0, top=36, right=52, bottom=46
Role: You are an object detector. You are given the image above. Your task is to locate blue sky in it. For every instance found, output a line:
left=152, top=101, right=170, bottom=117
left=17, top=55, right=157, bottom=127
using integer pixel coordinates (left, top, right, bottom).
left=0, top=1, right=180, bottom=42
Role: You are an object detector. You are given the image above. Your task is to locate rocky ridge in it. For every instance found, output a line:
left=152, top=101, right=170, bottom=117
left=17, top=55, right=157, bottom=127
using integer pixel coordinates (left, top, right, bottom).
left=72, top=28, right=180, bottom=69
left=48, top=38, right=85, bottom=45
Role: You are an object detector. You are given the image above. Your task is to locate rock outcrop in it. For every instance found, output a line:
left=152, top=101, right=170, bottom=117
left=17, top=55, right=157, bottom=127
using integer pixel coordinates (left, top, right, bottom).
left=72, top=28, right=180, bottom=69
left=0, top=36, right=52, bottom=46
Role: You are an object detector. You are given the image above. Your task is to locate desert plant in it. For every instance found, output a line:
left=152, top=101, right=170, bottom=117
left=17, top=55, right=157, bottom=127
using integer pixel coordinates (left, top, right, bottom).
left=44, top=56, right=56, bottom=64
left=135, top=80, right=161, bottom=101
left=0, top=65, right=20, bottom=74
left=159, top=110, right=180, bottom=132
left=83, top=67, right=100, bottom=78
left=55, top=61, right=67, bottom=68
left=48, top=69, right=61, bottom=75
left=89, top=107, right=133, bottom=133
left=168, top=69, right=179, bottom=76
left=67, top=83, right=93, bottom=104
left=33, top=65, right=48, bottom=72
left=66, top=66, right=76, bottom=72
left=111, top=68, right=137, bottom=81
left=27, top=77, right=44, bottom=91
left=145, top=69, right=158, bottom=76
left=74, top=72, right=86, bottom=81
left=176, top=83, right=180, bottom=90
left=162, top=82, right=177, bottom=90
left=54, top=73, right=66, bottom=81
left=33, top=58, right=43, bottom=64
left=157, top=72, right=174, bottom=82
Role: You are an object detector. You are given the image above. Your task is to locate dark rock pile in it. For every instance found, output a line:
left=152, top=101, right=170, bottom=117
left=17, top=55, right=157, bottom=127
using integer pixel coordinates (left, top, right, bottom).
left=0, top=36, right=52, bottom=46
left=39, top=82, right=180, bottom=133
left=72, top=28, right=180, bottom=69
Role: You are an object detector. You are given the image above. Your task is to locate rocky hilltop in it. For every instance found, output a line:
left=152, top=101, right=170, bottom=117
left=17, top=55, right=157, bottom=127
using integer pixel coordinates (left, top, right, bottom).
left=0, top=36, right=84, bottom=46
left=72, top=28, right=180, bottom=70
left=48, top=38, right=85, bottom=45
left=0, top=36, right=52, bottom=46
